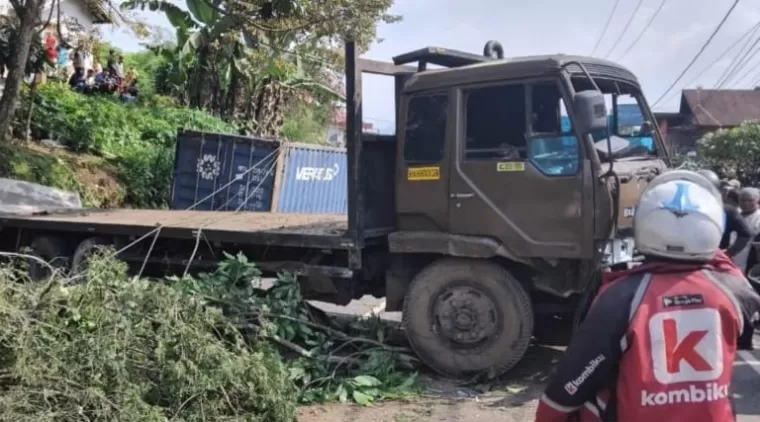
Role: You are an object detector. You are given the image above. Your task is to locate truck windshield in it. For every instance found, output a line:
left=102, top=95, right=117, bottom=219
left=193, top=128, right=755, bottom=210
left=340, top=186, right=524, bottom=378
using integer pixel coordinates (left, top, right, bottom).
left=570, top=77, right=659, bottom=163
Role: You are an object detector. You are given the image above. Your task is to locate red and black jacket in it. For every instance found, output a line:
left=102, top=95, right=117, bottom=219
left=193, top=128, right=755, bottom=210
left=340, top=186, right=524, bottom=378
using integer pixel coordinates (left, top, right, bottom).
left=535, top=251, right=760, bottom=422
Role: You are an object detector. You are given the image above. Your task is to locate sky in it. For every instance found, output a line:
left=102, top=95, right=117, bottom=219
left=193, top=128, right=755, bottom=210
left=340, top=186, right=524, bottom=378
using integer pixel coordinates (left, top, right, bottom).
left=103, top=0, right=760, bottom=132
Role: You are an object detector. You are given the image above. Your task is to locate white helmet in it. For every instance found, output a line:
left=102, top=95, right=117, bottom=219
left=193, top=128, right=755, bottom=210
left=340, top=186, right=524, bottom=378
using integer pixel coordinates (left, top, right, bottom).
left=634, top=170, right=724, bottom=261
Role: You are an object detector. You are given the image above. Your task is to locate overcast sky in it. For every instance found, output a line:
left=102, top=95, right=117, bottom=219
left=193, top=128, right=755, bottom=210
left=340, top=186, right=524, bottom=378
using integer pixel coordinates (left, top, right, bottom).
left=105, top=0, right=760, bottom=130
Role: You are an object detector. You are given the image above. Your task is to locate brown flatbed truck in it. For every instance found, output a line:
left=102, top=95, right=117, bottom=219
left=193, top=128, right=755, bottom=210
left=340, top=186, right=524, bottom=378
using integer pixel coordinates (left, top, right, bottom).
left=0, top=40, right=670, bottom=378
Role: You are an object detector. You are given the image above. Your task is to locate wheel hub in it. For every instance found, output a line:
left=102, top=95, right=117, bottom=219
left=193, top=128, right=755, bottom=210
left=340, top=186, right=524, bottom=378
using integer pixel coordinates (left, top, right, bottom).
left=433, top=285, right=498, bottom=346
left=455, top=310, right=474, bottom=330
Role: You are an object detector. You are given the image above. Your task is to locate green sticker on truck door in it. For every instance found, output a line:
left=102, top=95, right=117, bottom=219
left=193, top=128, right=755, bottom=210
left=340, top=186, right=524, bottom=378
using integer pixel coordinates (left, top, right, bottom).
left=496, top=162, right=525, bottom=172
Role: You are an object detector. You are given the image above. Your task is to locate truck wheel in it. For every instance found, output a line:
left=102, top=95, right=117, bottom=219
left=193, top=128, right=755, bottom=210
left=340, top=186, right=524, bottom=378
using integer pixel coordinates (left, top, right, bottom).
left=402, top=258, right=533, bottom=378
left=70, top=237, right=112, bottom=279
left=27, top=235, right=71, bottom=282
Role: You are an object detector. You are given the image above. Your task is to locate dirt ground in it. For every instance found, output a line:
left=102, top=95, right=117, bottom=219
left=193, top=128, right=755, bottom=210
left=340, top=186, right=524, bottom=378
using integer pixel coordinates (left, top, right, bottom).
left=298, top=344, right=561, bottom=422
left=298, top=338, right=760, bottom=422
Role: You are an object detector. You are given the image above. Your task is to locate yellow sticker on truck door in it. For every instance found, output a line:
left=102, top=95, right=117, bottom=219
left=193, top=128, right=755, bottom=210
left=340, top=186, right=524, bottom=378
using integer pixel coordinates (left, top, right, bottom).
left=407, top=166, right=440, bottom=181
left=496, top=162, right=525, bottom=172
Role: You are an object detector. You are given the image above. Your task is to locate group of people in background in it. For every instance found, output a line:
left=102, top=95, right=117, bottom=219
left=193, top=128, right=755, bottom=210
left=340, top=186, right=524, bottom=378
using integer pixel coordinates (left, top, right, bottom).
left=67, top=48, right=140, bottom=102
left=720, top=177, right=760, bottom=280
left=38, top=28, right=140, bottom=103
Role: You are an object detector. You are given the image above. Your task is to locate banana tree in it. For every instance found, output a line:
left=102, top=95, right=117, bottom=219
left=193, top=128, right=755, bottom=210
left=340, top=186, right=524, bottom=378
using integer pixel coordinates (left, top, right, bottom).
left=124, top=0, right=343, bottom=135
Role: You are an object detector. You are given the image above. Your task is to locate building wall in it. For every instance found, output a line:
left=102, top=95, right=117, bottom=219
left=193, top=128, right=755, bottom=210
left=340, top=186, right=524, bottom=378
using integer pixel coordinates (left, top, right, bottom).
left=0, top=0, right=96, bottom=30
left=663, top=126, right=713, bottom=154
left=47, top=0, right=97, bottom=30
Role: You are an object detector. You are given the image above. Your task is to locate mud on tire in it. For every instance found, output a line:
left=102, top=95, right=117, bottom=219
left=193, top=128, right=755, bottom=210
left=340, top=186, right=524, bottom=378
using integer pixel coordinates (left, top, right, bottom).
left=402, top=258, right=533, bottom=378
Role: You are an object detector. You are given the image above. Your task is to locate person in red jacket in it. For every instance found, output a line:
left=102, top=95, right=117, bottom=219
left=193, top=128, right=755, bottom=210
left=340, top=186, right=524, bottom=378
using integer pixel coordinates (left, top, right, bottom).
left=535, top=170, right=760, bottom=422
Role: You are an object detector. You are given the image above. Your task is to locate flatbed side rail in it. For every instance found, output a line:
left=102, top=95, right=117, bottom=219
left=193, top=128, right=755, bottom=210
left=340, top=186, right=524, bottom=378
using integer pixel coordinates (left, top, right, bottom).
left=0, top=212, right=355, bottom=250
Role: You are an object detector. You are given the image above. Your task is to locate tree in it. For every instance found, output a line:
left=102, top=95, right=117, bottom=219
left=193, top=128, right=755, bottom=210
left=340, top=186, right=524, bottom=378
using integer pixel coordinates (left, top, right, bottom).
left=0, top=0, right=48, bottom=140
left=698, top=121, right=760, bottom=185
left=124, top=0, right=399, bottom=136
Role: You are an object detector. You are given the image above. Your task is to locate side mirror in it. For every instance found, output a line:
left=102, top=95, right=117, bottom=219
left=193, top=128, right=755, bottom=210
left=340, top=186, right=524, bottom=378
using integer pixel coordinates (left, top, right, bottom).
left=572, top=90, right=607, bottom=135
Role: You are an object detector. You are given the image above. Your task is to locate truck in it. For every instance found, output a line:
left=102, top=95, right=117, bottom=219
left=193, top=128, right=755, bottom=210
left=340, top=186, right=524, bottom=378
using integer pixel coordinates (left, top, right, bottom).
left=0, top=40, right=670, bottom=378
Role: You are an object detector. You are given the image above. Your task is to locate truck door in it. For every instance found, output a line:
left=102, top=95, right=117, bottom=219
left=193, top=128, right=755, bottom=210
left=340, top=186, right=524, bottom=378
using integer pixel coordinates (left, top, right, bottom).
left=448, top=80, right=591, bottom=259
left=395, top=92, right=452, bottom=232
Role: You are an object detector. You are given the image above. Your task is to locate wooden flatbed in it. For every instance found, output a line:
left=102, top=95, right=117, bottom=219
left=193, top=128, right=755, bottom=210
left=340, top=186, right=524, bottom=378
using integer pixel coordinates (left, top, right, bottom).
left=0, top=209, right=357, bottom=249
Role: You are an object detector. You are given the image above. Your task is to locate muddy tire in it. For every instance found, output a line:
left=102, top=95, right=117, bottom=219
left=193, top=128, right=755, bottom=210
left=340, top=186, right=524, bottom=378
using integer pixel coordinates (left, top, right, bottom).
left=402, top=258, right=533, bottom=378
left=27, top=235, right=71, bottom=282
left=70, top=237, right=112, bottom=279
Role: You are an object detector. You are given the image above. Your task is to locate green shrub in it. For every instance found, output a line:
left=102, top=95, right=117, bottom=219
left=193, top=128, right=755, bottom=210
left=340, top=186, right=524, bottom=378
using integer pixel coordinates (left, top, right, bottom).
left=280, top=103, right=330, bottom=144
left=698, top=121, right=760, bottom=185
left=12, top=83, right=236, bottom=208
left=0, top=254, right=298, bottom=421
left=0, top=143, right=79, bottom=192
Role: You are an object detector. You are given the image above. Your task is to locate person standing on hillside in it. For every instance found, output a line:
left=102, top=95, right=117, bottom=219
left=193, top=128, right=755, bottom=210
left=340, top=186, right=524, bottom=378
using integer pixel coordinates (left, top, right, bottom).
left=114, top=55, right=124, bottom=78
left=534, top=170, right=760, bottom=422
left=44, top=32, right=58, bottom=67
left=72, top=44, right=85, bottom=79
left=56, top=42, right=70, bottom=79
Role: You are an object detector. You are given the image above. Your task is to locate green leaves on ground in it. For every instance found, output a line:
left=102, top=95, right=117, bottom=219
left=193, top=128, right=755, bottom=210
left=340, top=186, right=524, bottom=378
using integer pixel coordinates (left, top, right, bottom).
left=0, top=253, right=297, bottom=421
left=178, top=251, right=420, bottom=406
left=0, top=251, right=418, bottom=420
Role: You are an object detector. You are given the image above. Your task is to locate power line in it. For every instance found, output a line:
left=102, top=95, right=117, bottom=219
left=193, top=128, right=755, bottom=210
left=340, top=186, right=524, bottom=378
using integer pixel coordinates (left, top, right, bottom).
left=672, top=23, right=760, bottom=110
left=698, top=31, right=760, bottom=105
left=742, top=61, right=760, bottom=88
left=615, top=0, right=668, bottom=61
left=656, top=20, right=759, bottom=105
left=651, top=0, right=740, bottom=108
left=728, top=53, right=760, bottom=87
left=603, top=0, right=645, bottom=59
left=710, top=25, right=760, bottom=89
left=721, top=39, right=760, bottom=87
left=591, top=0, right=622, bottom=56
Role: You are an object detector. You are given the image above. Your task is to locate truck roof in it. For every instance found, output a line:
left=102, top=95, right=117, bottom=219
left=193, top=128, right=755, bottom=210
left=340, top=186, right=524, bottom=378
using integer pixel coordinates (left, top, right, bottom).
left=402, top=51, right=640, bottom=93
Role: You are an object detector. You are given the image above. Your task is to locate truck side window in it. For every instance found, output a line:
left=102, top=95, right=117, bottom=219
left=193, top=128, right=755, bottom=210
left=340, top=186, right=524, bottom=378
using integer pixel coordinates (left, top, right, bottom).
left=465, top=84, right=526, bottom=160
left=527, top=82, right=579, bottom=176
left=403, top=94, right=448, bottom=163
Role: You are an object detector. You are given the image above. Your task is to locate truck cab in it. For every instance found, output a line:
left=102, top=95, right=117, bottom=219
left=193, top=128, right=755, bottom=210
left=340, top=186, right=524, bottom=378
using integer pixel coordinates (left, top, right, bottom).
left=363, top=42, right=670, bottom=377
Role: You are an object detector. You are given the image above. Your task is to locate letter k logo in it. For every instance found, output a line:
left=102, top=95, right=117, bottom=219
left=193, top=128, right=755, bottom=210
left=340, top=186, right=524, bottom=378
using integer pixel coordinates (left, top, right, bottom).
left=663, top=319, right=712, bottom=373
left=649, top=309, right=723, bottom=384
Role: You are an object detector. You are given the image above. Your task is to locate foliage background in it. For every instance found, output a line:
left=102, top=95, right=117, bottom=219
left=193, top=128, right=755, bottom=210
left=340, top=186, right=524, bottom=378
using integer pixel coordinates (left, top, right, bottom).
left=697, top=121, right=760, bottom=186
left=8, top=83, right=234, bottom=208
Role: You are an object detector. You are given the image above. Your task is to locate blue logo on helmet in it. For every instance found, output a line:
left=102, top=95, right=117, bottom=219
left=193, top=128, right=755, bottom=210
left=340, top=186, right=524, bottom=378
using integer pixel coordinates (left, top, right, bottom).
left=661, top=182, right=700, bottom=217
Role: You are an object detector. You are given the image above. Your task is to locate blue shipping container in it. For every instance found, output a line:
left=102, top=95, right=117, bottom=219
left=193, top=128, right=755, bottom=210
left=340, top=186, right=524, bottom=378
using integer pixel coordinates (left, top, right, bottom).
left=171, top=131, right=279, bottom=212
left=276, top=144, right=348, bottom=214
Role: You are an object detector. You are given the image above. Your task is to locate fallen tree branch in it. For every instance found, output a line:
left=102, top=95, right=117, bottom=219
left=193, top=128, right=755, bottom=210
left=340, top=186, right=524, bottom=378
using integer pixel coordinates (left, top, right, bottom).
left=248, top=311, right=411, bottom=353
left=264, top=334, right=363, bottom=367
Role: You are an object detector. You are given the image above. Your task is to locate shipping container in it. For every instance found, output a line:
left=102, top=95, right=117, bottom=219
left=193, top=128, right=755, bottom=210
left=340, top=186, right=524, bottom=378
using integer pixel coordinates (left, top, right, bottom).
left=171, top=131, right=280, bottom=212
left=276, top=143, right=348, bottom=214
